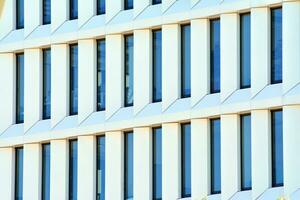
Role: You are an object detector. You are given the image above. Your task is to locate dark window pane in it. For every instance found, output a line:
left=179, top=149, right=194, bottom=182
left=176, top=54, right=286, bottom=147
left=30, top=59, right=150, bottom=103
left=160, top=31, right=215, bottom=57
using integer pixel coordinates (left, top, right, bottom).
left=16, top=0, right=24, bottom=29
left=70, top=44, right=78, bottom=115
left=97, top=40, right=106, bottom=111
left=181, top=123, right=191, bottom=197
left=181, top=25, right=191, bottom=98
left=43, top=0, right=51, bottom=25
left=153, top=30, right=162, bottom=103
left=97, top=0, right=105, bottom=15
left=240, top=13, right=251, bottom=89
left=70, top=0, right=78, bottom=20
left=210, top=19, right=220, bottom=94
left=42, top=144, right=51, bottom=200
left=125, top=0, right=133, bottom=10
left=15, top=147, right=23, bottom=200
left=16, top=53, right=24, bottom=124
left=153, top=127, right=162, bottom=200
left=97, top=136, right=105, bottom=200
left=43, top=49, right=51, bottom=120
left=125, top=132, right=133, bottom=199
left=152, top=0, right=161, bottom=5
left=211, top=118, right=221, bottom=194
left=271, top=8, right=282, bottom=84
left=69, top=140, right=78, bottom=200
left=272, top=110, right=283, bottom=187
left=241, top=114, right=252, bottom=190
left=124, top=35, right=134, bottom=107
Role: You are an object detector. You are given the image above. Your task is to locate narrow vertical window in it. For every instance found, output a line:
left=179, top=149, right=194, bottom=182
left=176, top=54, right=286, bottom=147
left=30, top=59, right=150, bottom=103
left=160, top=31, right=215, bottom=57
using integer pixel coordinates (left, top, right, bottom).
left=181, top=25, right=191, bottom=98
left=70, top=0, right=78, bottom=20
left=42, top=144, right=51, bottom=200
left=152, top=0, right=161, bottom=5
left=125, top=132, right=133, bottom=200
left=97, top=136, right=105, bottom=200
left=271, top=8, right=282, bottom=84
left=69, top=140, right=78, bottom=200
left=97, top=40, right=106, bottom=111
left=241, top=114, right=252, bottom=190
left=152, top=30, right=162, bottom=103
left=153, top=127, right=162, bottom=200
left=70, top=44, right=78, bottom=115
left=97, top=0, right=105, bottom=15
left=43, top=0, right=51, bottom=25
left=16, top=53, right=24, bottom=124
left=15, top=147, right=24, bottom=200
left=16, top=0, right=24, bottom=29
left=181, top=123, right=191, bottom=198
left=240, top=13, right=251, bottom=89
left=124, top=35, right=134, bottom=107
left=272, top=110, right=283, bottom=187
left=43, top=49, right=51, bottom=120
left=210, top=19, right=220, bottom=94
left=124, top=0, right=133, bottom=10
left=211, top=118, right=221, bottom=194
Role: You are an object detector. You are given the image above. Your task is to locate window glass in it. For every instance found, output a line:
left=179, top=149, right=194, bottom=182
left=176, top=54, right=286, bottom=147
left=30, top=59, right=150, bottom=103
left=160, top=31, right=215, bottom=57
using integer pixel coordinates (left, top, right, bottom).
left=125, top=132, right=134, bottom=200
left=153, top=30, right=162, bottom=103
left=125, top=0, right=133, bottom=10
left=97, top=136, right=105, bottom=200
left=181, top=25, right=191, bottom=98
left=97, top=0, right=105, bottom=15
left=181, top=123, right=191, bottom=197
left=211, top=118, right=221, bottom=194
left=70, top=44, right=78, bottom=115
left=152, top=0, right=161, bottom=5
left=97, top=40, right=106, bottom=111
left=210, top=19, right=220, bottom=93
left=16, top=0, right=24, bottom=29
left=69, top=140, right=78, bottom=200
left=15, top=147, right=23, bottom=200
left=125, top=35, right=134, bottom=107
left=43, top=0, right=51, bottom=24
left=16, top=53, right=24, bottom=124
left=42, top=144, right=51, bottom=200
left=70, top=0, right=78, bottom=20
left=43, top=49, right=51, bottom=120
left=153, top=127, right=162, bottom=200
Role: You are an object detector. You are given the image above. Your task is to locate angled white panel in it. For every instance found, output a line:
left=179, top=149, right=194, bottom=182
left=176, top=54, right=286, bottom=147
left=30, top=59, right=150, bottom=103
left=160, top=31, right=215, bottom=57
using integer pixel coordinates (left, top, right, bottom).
left=25, top=0, right=41, bottom=36
left=0, top=148, right=14, bottom=200
left=0, top=0, right=15, bottom=39
left=134, top=0, right=151, bottom=17
left=162, top=0, right=176, bottom=12
left=106, top=0, right=123, bottom=22
left=51, top=0, right=68, bottom=32
left=79, top=0, right=96, bottom=27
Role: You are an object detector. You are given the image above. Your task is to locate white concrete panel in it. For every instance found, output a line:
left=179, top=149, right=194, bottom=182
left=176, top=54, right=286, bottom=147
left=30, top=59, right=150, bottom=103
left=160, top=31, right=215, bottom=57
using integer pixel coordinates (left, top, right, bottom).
left=282, top=2, right=300, bottom=93
left=79, top=0, right=96, bottom=27
left=220, top=14, right=239, bottom=102
left=24, top=49, right=42, bottom=132
left=106, top=34, right=123, bottom=119
left=251, top=8, right=270, bottom=97
left=0, top=148, right=14, bottom=200
left=0, top=0, right=15, bottom=39
left=50, top=140, right=68, bottom=200
left=191, top=119, right=210, bottom=199
left=133, top=127, right=152, bottom=200
left=78, top=136, right=96, bottom=200
left=23, top=144, right=41, bottom=200
left=106, top=131, right=124, bottom=200
left=251, top=110, right=271, bottom=199
left=283, top=106, right=300, bottom=197
left=221, top=114, right=240, bottom=200
left=134, top=0, right=151, bottom=17
left=162, top=0, right=176, bottom=12
left=191, top=19, right=210, bottom=106
left=162, top=123, right=181, bottom=199
left=0, top=53, right=15, bottom=132
left=25, top=0, right=41, bottom=36
left=78, top=39, right=96, bottom=123
left=106, top=0, right=123, bottom=22
left=162, top=24, right=180, bottom=111
left=51, top=44, right=69, bottom=127
left=133, top=29, right=151, bottom=115
left=51, top=0, right=68, bottom=32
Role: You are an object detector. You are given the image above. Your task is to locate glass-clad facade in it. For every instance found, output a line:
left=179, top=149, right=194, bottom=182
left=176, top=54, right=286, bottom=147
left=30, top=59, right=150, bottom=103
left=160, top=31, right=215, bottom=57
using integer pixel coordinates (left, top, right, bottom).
left=43, top=0, right=51, bottom=25
left=70, top=44, right=78, bottom=115
left=181, top=25, right=191, bottom=98
left=16, top=0, right=24, bottom=29
left=70, top=0, right=78, bottom=20
left=210, top=19, right=221, bottom=94
left=124, top=35, right=134, bottom=107
left=97, top=40, right=106, bottom=111
left=97, top=136, right=105, bottom=200
left=43, top=49, right=51, bottom=120
left=153, top=30, right=162, bottom=103
left=153, top=127, right=162, bottom=200
left=211, top=118, right=221, bottom=194
left=15, top=147, right=24, bottom=200
left=125, top=132, right=133, bottom=200
left=181, top=123, right=191, bottom=198
left=42, top=144, right=51, bottom=200
left=69, top=140, right=78, bottom=200
left=16, top=53, right=24, bottom=124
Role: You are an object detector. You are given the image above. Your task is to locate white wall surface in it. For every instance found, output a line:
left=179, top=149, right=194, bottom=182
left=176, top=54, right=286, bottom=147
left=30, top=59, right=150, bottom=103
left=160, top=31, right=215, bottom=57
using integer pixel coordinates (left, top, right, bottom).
left=0, top=148, right=14, bottom=200
left=78, top=0, right=95, bottom=27
left=0, top=0, right=14, bottom=39
left=51, top=0, right=69, bottom=32
left=24, top=0, right=41, bottom=36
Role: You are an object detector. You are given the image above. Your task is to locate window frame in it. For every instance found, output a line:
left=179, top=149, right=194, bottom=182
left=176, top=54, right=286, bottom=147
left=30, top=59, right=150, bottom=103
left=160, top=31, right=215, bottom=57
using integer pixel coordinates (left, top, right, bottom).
left=152, top=127, right=162, bottom=200
left=15, top=147, right=24, bottom=200
left=16, top=0, right=24, bottom=29
left=124, top=34, right=134, bottom=107
left=69, top=44, right=78, bottom=116
left=97, top=0, right=106, bottom=15
left=69, top=0, right=78, bottom=20
left=181, top=123, right=191, bottom=198
left=152, top=0, right=162, bottom=5
left=42, top=143, right=51, bottom=200
left=96, top=39, right=106, bottom=111
left=16, top=53, right=24, bottom=124
left=124, top=131, right=134, bottom=200
left=69, top=139, right=78, bottom=200
left=96, top=136, right=105, bottom=200
left=152, top=29, right=162, bottom=103
left=42, top=0, right=51, bottom=25
left=181, top=24, right=191, bottom=98
left=42, top=48, right=51, bottom=120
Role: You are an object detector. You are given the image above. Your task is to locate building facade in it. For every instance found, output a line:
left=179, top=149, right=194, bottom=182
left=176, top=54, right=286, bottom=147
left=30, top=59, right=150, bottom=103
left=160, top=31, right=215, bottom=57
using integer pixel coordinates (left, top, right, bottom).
left=0, top=0, right=299, bottom=200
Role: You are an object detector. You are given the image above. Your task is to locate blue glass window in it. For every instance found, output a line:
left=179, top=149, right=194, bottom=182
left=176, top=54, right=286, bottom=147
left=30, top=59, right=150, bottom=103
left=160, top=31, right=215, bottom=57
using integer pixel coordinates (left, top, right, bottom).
left=271, top=8, right=282, bottom=84
left=16, top=53, right=24, bottom=124
left=97, top=40, right=106, bottom=111
left=240, top=13, right=251, bottom=89
left=153, top=30, right=162, bottom=103
left=16, top=0, right=24, bottom=29
left=124, top=35, right=134, bottom=107
left=69, top=140, right=78, bottom=200
left=272, top=110, right=283, bottom=187
left=125, top=132, right=133, bottom=200
left=43, top=49, right=51, bottom=120
left=241, top=114, right=252, bottom=190
left=125, top=0, right=133, bottom=10
left=43, top=0, right=51, bottom=25
left=42, top=144, right=51, bottom=200
left=97, top=0, right=105, bottom=15
left=70, top=44, right=78, bottom=115
left=211, top=118, right=221, bottom=194
left=97, top=136, right=105, bottom=200
left=15, top=147, right=23, bottom=200
left=153, top=127, right=162, bottom=200
left=210, top=19, right=220, bottom=94
left=70, top=0, right=78, bottom=20
left=181, top=25, right=191, bottom=98
left=181, top=123, right=191, bottom=198
left=152, top=0, right=161, bottom=5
